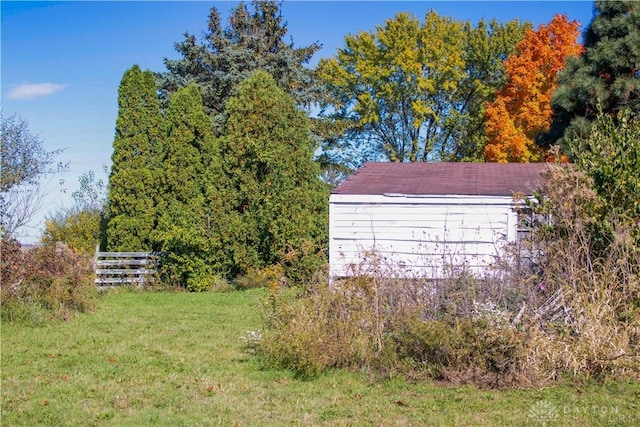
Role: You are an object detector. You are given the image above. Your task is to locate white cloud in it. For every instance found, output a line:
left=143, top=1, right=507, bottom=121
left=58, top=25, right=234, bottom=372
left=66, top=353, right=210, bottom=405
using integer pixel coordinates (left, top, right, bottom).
left=8, top=83, right=67, bottom=100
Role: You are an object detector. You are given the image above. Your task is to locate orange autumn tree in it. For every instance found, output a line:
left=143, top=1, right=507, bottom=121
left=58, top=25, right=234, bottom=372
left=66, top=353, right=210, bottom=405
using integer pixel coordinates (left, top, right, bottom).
left=484, top=14, right=582, bottom=162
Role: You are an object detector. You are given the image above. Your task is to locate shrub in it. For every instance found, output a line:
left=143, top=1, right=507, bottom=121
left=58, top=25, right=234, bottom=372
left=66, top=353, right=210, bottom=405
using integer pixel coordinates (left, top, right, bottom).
left=1, top=240, right=97, bottom=324
left=258, top=271, right=531, bottom=385
left=41, top=207, right=105, bottom=255
left=279, top=240, right=328, bottom=288
left=259, top=277, right=399, bottom=377
left=259, top=288, right=334, bottom=377
left=155, top=251, right=210, bottom=292
left=235, top=265, right=283, bottom=291
left=259, top=113, right=640, bottom=386
left=184, top=262, right=216, bottom=292
left=516, top=164, right=640, bottom=381
left=188, top=270, right=232, bottom=293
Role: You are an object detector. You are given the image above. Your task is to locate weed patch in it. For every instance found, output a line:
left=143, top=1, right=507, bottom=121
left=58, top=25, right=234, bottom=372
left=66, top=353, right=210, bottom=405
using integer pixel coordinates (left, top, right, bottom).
left=1, top=240, right=97, bottom=324
left=259, top=165, right=640, bottom=387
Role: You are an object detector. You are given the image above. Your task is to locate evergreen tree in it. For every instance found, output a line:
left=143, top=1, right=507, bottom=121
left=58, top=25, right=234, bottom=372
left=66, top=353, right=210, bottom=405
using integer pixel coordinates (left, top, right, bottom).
left=151, top=84, right=221, bottom=291
left=540, top=0, right=640, bottom=149
left=156, top=0, right=321, bottom=131
left=218, top=71, right=328, bottom=282
left=107, top=65, right=163, bottom=251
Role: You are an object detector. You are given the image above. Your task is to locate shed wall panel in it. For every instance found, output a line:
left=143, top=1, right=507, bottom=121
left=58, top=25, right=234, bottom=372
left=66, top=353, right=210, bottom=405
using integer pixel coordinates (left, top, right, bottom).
left=329, top=194, right=516, bottom=279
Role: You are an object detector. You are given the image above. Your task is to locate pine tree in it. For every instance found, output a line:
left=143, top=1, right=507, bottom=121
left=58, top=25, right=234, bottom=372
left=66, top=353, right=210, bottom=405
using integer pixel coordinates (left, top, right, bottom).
left=540, top=0, right=640, bottom=150
left=107, top=65, right=163, bottom=251
left=151, top=84, right=221, bottom=290
left=218, top=71, right=328, bottom=282
left=156, top=0, right=321, bottom=131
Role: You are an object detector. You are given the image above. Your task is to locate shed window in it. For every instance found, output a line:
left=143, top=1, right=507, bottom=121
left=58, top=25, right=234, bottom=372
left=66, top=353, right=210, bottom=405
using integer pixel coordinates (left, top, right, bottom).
left=516, top=205, right=535, bottom=243
left=513, top=200, right=550, bottom=269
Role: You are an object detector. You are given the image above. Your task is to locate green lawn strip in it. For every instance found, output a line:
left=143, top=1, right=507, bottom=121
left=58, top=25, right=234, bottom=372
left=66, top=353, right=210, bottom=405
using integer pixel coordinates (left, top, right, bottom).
left=2, top=289, right=638, bottom=426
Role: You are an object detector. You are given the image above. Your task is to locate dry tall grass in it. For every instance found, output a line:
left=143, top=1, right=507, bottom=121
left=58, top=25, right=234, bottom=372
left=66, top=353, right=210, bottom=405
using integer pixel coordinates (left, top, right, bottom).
left=259, top=165, right=640, bottom=387
left=518, top=166, right=640, bottom=381
left=1, top=239, right=97, bottom=324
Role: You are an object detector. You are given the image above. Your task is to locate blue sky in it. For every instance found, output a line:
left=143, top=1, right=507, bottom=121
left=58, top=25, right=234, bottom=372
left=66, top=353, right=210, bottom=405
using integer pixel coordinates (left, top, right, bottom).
left=1, top=1, right=595, bottom=243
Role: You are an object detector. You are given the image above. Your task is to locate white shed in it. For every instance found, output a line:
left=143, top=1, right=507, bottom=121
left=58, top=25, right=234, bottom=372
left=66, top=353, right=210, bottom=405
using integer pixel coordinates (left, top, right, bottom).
left=329, top=162, right=548, bottom=279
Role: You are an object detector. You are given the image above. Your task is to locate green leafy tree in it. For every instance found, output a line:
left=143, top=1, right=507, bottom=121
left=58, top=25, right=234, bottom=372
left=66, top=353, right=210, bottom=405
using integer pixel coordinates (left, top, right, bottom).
left=540, top=0, right=640, bottom=149
left=218, top=71, right=329, bottom=282
left=42, top=209, right=102, bottom=255
left=41, top=169, right=108, bottom=254
left=151, top=84, right=221, bottom=291
left=444, top=18, right=531, bottom=161
left=317, top=11, right=528, bottom=164
left=570, top=109, right=640, bottom=227
left=156, top=0, right=321, bottom=131
left=106, top=65, right=164, bottom=251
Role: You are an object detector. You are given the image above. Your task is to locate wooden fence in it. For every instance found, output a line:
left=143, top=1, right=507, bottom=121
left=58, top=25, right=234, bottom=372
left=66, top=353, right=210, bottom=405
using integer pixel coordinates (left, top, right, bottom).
left=94, top=248, right=157, bottom=289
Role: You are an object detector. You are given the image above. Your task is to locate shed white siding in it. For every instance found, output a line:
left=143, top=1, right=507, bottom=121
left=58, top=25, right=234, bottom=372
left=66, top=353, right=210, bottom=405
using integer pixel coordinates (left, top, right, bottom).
left=329, top=193, right=518, bottom=279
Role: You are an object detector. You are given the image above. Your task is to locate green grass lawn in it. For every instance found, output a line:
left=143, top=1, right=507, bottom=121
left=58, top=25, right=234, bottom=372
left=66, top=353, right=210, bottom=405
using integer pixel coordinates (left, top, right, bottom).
left=1, top=289, right=638, bottom=426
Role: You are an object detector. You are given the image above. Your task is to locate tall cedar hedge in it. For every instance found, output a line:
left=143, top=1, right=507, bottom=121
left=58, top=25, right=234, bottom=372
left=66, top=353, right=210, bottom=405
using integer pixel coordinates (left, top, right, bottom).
left=107, top=65, right=164, bottom=251
left=217, top=70, right=329, bottom=282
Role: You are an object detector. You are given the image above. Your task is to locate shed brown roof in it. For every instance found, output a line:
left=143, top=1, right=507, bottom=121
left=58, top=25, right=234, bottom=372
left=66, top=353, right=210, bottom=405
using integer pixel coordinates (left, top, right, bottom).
left=332, top=162, right=549, bottom=197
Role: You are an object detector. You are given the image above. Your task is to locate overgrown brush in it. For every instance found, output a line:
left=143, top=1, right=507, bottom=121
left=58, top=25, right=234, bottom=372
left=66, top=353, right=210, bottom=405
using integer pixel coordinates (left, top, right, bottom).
left=518, top=165, right=640, bottom=381
left=259, top=278, right=384, bottom=377
left=1, top=239, right=97, bottom=324
left=259, top=267, right=533, bottom=386
left=258, top=164, right=639, bottom=387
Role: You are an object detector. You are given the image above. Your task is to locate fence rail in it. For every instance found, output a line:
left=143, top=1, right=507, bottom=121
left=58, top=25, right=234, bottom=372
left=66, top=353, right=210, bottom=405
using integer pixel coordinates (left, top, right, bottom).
left=94, top=248, right=157, bottom=289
